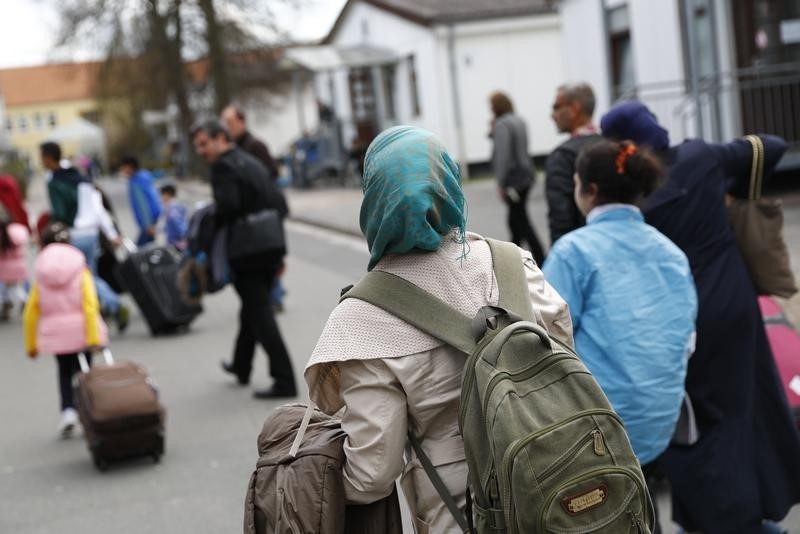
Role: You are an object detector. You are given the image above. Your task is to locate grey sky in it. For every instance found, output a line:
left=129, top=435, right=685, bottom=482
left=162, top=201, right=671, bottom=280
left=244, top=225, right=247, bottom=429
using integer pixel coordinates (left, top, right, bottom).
left=0, top=0, right=346, bottom=69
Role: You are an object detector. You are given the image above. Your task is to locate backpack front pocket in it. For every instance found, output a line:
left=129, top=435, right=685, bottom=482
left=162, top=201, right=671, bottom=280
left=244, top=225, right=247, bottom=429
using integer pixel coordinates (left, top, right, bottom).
left=540, top=468, right=648, bottom=533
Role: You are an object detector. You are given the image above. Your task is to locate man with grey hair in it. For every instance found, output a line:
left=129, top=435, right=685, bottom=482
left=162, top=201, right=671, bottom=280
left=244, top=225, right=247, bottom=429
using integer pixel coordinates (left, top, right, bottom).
left=545, top=83, right=602, bottom=243
left=191, top=120, right=296, bottom=399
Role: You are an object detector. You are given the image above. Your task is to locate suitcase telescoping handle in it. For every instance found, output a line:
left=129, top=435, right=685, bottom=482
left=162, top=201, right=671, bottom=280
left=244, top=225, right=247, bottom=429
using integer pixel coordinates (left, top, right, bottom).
left=77, top=349, right=114, bottom=373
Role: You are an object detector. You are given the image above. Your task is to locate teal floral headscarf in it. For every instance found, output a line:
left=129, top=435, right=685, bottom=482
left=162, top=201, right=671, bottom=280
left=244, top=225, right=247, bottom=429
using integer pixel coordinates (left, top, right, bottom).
left=360, top=126, right=467, bottom=271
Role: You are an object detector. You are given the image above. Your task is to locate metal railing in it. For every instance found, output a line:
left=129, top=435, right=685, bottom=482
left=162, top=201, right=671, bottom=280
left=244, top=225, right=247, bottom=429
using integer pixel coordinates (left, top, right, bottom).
left=614, top=62, right=800, bottom=147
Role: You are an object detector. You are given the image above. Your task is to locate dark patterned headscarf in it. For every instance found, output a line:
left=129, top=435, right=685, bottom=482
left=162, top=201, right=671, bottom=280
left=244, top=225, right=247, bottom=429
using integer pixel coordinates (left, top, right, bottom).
left=360, top=126, right=466, bottom=271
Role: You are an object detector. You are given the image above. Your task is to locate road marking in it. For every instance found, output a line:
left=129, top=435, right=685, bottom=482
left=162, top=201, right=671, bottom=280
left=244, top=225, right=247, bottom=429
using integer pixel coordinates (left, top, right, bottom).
left=286, top=220, right=368, bottom=254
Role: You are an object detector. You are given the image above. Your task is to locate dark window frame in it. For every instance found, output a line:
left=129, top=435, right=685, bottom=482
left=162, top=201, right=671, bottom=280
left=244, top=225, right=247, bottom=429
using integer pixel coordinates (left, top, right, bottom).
left=408, top=54, right=421, bottom=117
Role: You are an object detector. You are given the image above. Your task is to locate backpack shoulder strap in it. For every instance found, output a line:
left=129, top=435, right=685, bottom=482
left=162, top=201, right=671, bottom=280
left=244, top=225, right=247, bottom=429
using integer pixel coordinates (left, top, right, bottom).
left=486, top=239, right=535, bottom=322
left=408, top=432, right=471, bottom=533
left=340, top=270, right=476, bottom=355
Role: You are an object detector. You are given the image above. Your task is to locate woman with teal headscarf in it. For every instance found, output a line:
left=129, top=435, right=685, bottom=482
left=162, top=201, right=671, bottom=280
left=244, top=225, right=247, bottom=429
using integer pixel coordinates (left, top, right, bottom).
left=305, top=126, right=573, bottom=532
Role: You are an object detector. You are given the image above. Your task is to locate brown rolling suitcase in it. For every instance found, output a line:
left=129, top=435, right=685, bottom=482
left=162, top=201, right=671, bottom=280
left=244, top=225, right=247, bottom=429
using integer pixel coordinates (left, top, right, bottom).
left=74, top=350, right=165, bottom=471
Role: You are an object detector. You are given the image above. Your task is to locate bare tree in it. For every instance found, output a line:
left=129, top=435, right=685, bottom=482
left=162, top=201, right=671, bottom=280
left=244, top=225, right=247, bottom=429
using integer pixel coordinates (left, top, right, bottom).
left=51, top=0, right=309, bottom=170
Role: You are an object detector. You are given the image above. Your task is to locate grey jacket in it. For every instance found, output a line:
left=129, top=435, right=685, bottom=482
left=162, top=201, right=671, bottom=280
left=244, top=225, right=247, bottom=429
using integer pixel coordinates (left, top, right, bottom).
left=492, top=113, right=533, bottom=190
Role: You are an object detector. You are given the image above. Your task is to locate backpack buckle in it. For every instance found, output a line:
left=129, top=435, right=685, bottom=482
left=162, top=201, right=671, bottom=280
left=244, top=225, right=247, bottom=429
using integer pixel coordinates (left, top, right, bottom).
left=472, top=306, right=522, bottom=341
left=339, top=284, right=354, bottom=300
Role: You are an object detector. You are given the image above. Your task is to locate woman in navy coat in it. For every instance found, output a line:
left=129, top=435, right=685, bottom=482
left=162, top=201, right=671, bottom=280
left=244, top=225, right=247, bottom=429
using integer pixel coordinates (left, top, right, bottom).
left=602, top=102, right=800, bottom=534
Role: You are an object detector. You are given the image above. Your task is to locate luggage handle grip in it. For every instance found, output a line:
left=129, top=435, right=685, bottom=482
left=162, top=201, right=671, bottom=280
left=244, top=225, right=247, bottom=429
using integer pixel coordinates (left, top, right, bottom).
left=78, top=349, right=115, bottom=373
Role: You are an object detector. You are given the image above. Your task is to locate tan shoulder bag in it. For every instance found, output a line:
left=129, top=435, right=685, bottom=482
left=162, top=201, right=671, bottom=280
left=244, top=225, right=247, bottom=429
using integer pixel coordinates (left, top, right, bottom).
left=727, top=135, right=798, bottom=298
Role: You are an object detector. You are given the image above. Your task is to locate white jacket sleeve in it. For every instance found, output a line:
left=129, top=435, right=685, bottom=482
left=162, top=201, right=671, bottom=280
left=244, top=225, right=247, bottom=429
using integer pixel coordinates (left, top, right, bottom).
left=95, top=194, right=119, bottom=241
left=522, top=251, right=575, bottom=349
left=336, top=358, right=408, bottom=505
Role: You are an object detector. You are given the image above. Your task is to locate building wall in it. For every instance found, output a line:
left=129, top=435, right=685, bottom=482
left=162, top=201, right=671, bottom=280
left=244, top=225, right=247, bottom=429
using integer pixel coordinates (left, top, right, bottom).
left=560, top=0, right=741, bottom=145
left=626, top=0, right=689, bottom=141
left=443, top=14, right=566, bottom=164
left=326, top=1, right=450, bottom=152
left=327, top=2, right=568, bottom=167
left=559, top=0, right=613, bottom=126
left=240, top=78, right=319, bottom=157
left=4, top=98, right=97, bottom=169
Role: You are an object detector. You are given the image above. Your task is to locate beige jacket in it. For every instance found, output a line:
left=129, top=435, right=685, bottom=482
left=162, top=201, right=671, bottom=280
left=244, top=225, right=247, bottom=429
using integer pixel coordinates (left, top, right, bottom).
left=306, top=234, right=573, bottom=533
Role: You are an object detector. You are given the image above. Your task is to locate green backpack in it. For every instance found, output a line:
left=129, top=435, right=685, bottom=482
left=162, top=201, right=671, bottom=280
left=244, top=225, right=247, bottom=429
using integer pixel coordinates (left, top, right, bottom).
left=342, top=239, right=654, bottom=533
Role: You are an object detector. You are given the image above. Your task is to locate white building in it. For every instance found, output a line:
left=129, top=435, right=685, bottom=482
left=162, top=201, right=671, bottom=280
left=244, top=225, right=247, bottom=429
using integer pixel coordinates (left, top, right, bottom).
left=559, top=0, right=800, bottom=166
left=288, top=0, right=568, bottom=173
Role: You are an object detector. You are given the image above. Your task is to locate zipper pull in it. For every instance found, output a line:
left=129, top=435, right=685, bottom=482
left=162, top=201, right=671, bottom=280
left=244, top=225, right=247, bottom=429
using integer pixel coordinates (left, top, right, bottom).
left=592, top=430, right=606, bottom=456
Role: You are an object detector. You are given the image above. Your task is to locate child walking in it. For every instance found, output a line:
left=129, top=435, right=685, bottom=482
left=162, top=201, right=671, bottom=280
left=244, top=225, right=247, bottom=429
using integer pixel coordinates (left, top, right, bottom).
left=159, top=183, right=188, bottom=251
left=542, top=140, right=698, bottom=533
left=23, top=222, right=108, bottom=438
left=0, top=215, right=30, bottom=320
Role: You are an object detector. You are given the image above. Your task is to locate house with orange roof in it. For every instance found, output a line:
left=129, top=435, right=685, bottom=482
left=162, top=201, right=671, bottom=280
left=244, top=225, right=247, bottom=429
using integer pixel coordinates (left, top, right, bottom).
left=0, top=62, right=106, bottom=170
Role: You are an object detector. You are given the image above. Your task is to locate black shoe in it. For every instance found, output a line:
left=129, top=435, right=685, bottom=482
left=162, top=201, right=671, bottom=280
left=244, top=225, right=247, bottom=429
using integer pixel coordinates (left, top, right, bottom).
left=221, top=360, right=249, bottom=386
left=252, top=384, right=297, bottom=399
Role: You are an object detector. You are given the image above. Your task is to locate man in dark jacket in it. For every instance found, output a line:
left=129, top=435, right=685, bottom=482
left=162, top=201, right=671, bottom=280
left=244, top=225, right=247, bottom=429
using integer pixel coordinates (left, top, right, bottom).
left=221, top=104, right=280, bottom=180
left=222, top=103, right=288, bottom=312
left=192, top=120, right=296, bottom=399
left=545, top=83, right=602, bottom=244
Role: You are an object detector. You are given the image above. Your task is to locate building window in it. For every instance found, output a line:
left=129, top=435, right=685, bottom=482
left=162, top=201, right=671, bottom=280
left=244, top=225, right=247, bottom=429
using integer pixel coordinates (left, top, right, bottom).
left=381, top=64, right=397, bottom=120
left=48, top=112, right=58, bottom=128
left=17, top=115, right=27, bottom=133
left=33, top=112, right=43, bottom=130
left=82, top=110, right=101, bottom=124
left=4, top=117, right=12, bottom=133
left=408, top=55, right=421, bottom=117
left=608, top=4, right=635, bottom=99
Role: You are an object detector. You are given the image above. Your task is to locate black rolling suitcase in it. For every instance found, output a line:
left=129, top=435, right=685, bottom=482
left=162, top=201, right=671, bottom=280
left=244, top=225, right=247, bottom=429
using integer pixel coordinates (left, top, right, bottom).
left=75, top=350, right=165, bottom=471
left=117, top=244, right=202, bottom=335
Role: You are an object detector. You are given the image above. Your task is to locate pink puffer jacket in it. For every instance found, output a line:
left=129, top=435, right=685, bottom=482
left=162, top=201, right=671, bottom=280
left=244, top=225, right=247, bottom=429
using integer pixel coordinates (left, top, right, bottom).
left=0, top=223, right=29, bottom=284
left=30, top=243, right=107, bottom=355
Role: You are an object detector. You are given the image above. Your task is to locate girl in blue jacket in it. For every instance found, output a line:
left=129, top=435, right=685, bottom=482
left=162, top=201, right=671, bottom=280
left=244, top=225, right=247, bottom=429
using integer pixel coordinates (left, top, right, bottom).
left=542, top=140, right=697, bottom=529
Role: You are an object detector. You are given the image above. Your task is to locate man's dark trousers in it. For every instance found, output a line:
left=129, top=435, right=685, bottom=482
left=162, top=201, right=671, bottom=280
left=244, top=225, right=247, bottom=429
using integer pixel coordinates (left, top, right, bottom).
left=230, top=252, right=295, bottom=387
left=506, top=186, right=546, bottom=265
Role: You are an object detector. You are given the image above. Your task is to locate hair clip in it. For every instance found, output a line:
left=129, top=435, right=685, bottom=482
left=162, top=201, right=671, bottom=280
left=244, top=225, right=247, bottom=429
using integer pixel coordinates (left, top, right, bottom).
left=615, top=144, right=637, bottom=174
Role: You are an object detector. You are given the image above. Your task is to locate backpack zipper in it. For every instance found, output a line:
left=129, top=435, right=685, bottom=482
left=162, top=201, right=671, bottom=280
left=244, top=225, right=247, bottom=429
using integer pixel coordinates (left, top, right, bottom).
left=460, top=323, right=580, bottom=430
left=537, top=466, right=648, bottom=534
left=535, top=430, right=600, bottom=484
left=630, top=509, right=646, bottom=533
left=458, top=332, right=504, bottom=429
left=481, top=354, right=580, bottom=428
left=499, top=409, right=622, bottom=533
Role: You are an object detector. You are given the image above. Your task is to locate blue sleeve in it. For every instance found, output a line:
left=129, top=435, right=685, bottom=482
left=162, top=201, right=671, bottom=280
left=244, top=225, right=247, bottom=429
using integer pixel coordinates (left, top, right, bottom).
left=166, top=207, right=188, bottom=242
left=147, top=184, right=162, bottom=222
left=542, top=243, right=585, bottom=331
left=708, top=134, right=787, bottom=197
left=130, top=183, right=146, bottom=229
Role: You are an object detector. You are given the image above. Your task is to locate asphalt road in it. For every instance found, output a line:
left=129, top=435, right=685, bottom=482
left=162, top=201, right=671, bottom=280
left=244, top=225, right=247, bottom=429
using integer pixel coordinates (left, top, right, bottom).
left=1, top=175, right=799, bottom=533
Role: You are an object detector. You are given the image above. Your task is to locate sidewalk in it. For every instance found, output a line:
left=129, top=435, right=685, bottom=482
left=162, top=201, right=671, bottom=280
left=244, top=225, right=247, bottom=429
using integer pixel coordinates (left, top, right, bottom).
left=181, top=177, right=800, bottom=327
left=284, top=178, right=545, bottom=245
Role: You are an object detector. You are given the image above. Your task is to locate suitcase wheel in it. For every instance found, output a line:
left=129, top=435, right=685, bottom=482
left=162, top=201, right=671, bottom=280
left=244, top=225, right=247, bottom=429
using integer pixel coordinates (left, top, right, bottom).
left=151, top=452, right=162, bottom=464
left=93, top=455, right=109, bottom=472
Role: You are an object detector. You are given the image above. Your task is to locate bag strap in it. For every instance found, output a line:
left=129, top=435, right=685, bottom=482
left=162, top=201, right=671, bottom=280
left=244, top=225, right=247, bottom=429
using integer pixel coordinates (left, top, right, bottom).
left=408, top=432, right=471, bottom=533
left=486, top=239, right=536, bottom=321
left=340, top=240, right=534, bottom=351
left=340, top=271, right=476, bottom=355
left=745, top=135, right=765, bottom=201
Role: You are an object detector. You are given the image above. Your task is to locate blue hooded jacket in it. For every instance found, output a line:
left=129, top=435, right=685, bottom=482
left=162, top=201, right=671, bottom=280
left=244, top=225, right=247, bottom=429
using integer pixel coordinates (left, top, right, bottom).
left=128, top=169, right=161, bottom=232
left=543, top=205, right=697, bottom=464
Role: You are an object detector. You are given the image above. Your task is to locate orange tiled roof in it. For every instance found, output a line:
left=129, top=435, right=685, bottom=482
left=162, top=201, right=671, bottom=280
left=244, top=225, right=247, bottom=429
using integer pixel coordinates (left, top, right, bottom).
left=0, top=62, right=101, bottom=107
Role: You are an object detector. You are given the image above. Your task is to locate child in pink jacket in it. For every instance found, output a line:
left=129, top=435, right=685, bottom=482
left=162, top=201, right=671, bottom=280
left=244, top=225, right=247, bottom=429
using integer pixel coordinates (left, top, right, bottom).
left=23, top=222, right=108, bottom=438
left=0, top=219, right=29, bottom=320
